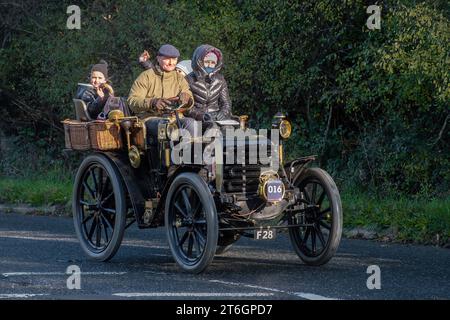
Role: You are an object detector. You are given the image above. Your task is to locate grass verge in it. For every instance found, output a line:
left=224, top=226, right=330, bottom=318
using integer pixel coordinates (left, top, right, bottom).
left=342, top=191, right=450, bottom=245
left=0, top=173, right=72, bottom=207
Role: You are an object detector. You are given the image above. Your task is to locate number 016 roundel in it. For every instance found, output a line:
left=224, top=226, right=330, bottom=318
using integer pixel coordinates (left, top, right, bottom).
left=265, top=179, right=285, bottom=202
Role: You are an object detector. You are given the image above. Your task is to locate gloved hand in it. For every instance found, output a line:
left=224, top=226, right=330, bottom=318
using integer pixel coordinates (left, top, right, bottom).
left=178, top=92, right=192, bottom=106
left=151, top=98, right=172, bottom=111
left=202, top=113, right=212, bottom=122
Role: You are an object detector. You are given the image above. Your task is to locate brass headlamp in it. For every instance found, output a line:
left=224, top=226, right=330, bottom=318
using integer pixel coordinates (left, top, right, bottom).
left=272, top=112, right=292, bottom=139
left=239, top=115, right=249, bottom=130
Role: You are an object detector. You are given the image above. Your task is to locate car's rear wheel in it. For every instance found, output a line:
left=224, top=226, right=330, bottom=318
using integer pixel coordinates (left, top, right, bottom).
left=289, top=168, right=342, bottom=266
left=72, top=154, right=127, bottom=261
left=165, top=172, right=218, bottom=273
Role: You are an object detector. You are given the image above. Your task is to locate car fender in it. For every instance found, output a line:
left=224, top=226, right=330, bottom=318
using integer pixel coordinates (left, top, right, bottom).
left=101, top=152, right=148, bottom=228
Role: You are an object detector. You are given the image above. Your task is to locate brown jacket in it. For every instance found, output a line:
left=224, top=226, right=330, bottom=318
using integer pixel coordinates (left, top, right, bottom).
left=127, top=65, right=193, bottom=118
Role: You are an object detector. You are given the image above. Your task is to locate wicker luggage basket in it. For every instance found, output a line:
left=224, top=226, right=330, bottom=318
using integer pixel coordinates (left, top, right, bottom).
left=88, top=120, right=123, bottom=150
left=62, top=120, right=90, bottom=150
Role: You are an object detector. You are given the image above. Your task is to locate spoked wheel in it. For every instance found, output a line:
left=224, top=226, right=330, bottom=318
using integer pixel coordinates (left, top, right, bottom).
left=165, top=173, right=218, bottom=273
left=289, top=168, right=342, bottom=266
left=72, top=154, right=127, bottom=261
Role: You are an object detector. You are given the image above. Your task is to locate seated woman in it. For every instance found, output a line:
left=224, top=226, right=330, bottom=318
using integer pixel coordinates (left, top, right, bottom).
left=186, top=44, right=235, bottom=122
left=75, top=60, right=114, bottom=119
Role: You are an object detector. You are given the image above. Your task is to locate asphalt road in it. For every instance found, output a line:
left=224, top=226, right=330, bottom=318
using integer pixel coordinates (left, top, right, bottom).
left=0, top=211, right=449, bottom=300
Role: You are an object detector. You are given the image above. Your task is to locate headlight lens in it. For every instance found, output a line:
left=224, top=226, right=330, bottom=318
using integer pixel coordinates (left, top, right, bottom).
left=279, top=119, right=292, bottom=139
left=166, top=122, right=179, bottom=140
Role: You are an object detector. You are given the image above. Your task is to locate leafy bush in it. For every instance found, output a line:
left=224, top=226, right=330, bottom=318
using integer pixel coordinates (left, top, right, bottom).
left=0, top=0, right=448, bottom=200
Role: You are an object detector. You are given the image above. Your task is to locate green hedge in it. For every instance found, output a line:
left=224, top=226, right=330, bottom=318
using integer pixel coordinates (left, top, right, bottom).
left=0, top=0, right=448, bottom=198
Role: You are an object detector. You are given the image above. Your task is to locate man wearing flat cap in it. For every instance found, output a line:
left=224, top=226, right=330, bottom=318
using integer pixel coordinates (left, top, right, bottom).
left=127, top=44, right=194, bottom=117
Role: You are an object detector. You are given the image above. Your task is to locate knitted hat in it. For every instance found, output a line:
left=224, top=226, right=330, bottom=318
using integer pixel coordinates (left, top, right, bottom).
left=91, top=60, right=108, bottom=79
left=157, top=44, right=180, bottom=58
left=176, top=60, right=193, bottom=75
left=204, top=52, right=218, bottom=64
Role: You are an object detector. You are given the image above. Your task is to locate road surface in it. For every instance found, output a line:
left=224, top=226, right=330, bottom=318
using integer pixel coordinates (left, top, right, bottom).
left=0, top=211, right=449, bottom=300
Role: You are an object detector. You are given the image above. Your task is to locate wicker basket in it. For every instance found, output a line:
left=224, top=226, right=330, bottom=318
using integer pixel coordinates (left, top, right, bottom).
left=88, top=120, right=123, bottom=150
left=62, top=120, right=90, bottom=150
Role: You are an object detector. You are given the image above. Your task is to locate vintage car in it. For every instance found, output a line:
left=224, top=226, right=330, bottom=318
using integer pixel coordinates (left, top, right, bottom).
left=65, top=99, right=342, bottom=273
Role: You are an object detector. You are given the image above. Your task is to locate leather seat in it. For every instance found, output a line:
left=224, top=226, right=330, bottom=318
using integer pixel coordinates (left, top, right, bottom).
left=73, top=98, right=92, bottom=122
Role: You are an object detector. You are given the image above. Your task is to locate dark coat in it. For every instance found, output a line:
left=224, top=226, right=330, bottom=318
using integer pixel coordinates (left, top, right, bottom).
left=185, top=45, right=233, bottom=121
left=75, top=84, right=107, bottom=119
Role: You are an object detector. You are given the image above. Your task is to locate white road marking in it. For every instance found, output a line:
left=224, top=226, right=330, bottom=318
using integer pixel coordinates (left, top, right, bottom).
left=0, top=231, right=169, bottom=250
left=0, top=294, right=49, bottom=299
left=113, top=292, right=274, bottom=298
left=210, top=280, right=285, bottom=293
left=209, top=280, right=338, bottom=300
left=293, top=292, right=337, bottom=300
left=0, top=231, right=77, bottom=242
left=2, top=272, right=126, bottom=277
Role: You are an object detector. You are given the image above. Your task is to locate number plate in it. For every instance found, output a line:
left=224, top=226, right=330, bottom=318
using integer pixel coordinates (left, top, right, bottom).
left=254, top=228, right=277, bottom=240
left=266, top=179, right=284, bottom=202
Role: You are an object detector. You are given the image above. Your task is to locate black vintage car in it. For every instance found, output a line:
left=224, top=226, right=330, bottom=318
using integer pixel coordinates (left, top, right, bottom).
left=68, top=100, right=342, bottom=273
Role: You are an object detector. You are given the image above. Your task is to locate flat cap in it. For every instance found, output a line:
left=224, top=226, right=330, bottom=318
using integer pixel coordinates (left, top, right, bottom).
left=157, top=44, right=180, bottom=58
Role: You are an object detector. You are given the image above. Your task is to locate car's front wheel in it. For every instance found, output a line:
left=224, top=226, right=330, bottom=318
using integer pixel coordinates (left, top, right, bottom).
left=288, top=168, right=343, bottom=266
left=165, top=172, right=218, bottom=273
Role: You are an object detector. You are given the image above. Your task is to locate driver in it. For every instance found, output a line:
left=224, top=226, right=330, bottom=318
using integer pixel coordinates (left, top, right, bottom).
left=127, top=44, right=195, bottom=133
left=128, top=44, right=193, bottom=116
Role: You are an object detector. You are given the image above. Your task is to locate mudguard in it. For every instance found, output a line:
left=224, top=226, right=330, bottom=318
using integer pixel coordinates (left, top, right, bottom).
left=102, top=152, right=149, bottom=228
left=153, top=164, right=204, bottom=225
left=284, top=155, right=317, bottom=183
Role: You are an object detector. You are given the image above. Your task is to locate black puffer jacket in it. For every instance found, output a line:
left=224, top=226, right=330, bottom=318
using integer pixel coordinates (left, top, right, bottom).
left=186, top=45, right=233, bottom=121
left=75, top=84, right=107, bottom=119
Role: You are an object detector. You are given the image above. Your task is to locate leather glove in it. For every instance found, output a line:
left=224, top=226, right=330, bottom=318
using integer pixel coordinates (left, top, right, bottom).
left=178, top=92, right=192, bottom=106
left=151, top=98, right=171, bottom=111
left=202, top=113, right=212, bottom=122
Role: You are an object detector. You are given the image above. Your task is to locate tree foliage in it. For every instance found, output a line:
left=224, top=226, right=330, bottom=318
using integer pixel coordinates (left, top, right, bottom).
left=0, top=0, right=448, bottom=197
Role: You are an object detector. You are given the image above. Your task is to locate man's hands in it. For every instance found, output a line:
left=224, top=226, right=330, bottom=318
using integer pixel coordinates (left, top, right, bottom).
left=150, top=93, right=191, bottom=113
left=151, top=98, right=172, bottom=111
left=178, top=92, right=192, bottom=106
